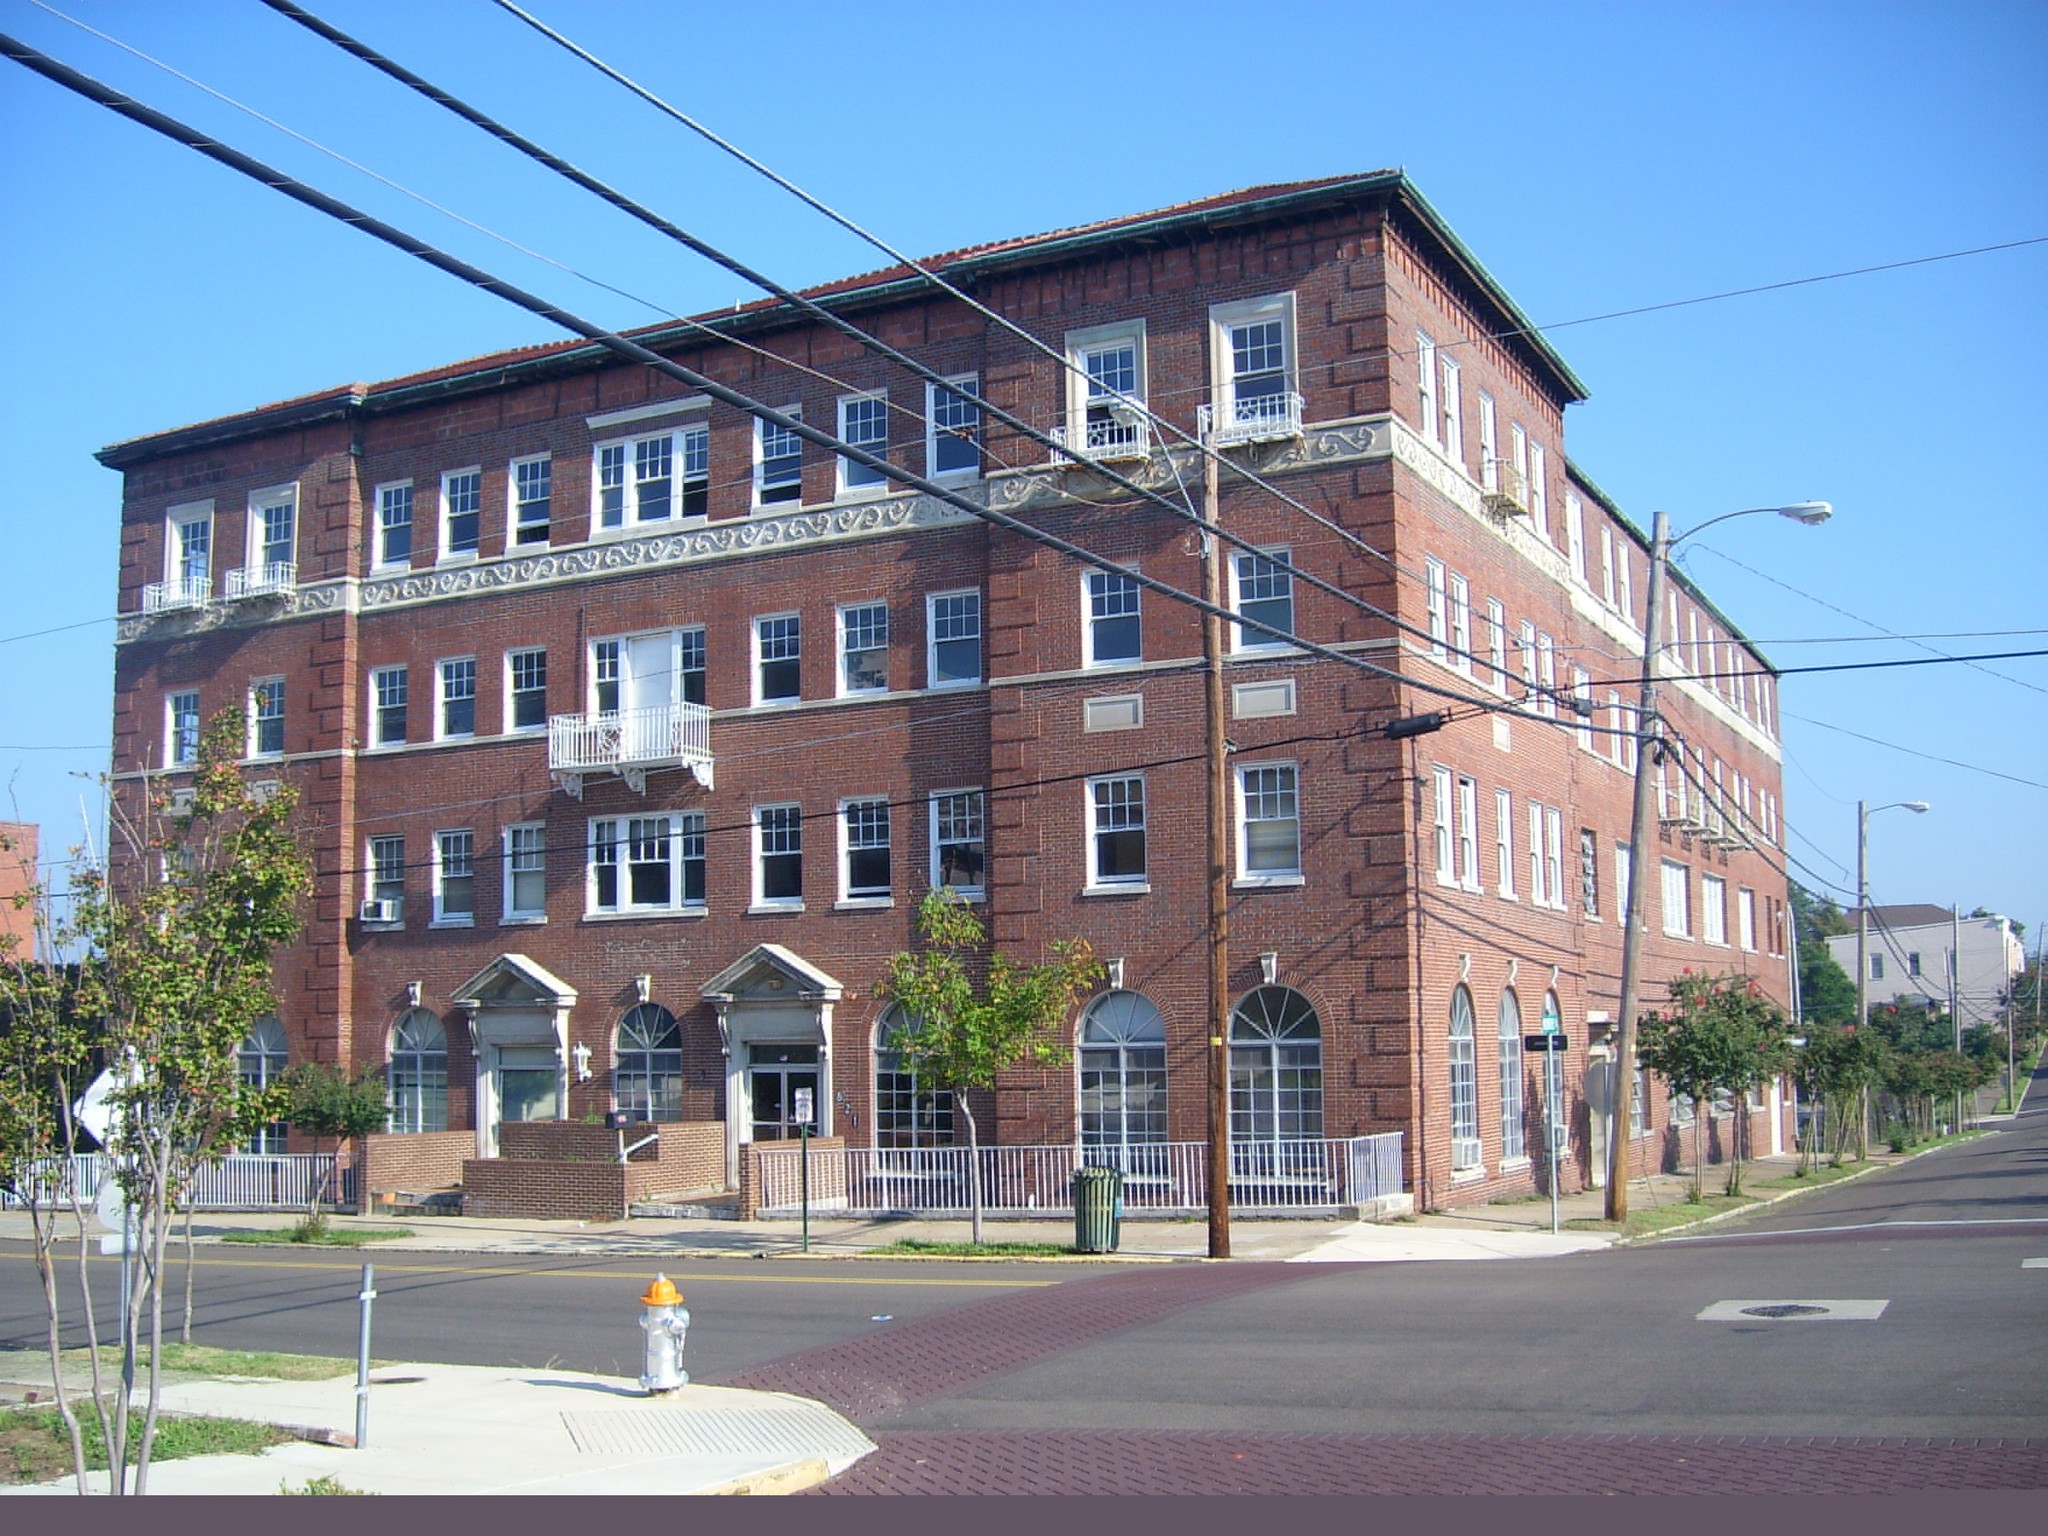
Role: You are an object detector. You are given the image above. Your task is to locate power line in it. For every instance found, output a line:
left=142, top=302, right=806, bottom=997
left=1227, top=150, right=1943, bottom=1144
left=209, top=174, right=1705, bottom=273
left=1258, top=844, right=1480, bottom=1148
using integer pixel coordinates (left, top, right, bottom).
left=0, top=615, right=115, bottom=647
left=1783, top=712, right=2048, bottom=793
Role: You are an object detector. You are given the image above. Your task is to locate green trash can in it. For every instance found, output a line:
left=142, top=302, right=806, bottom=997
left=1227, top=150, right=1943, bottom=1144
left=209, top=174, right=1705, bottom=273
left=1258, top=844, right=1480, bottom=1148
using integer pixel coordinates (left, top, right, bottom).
left=1072, top=1165, right=1123, bottom=1253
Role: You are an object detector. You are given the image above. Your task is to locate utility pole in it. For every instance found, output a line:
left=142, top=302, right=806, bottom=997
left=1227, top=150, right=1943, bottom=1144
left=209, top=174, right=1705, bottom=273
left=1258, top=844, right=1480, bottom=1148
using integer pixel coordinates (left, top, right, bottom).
left=1856, top=802, right=1870, bottom=1159
left=1202, top=440, right=1232, bottom=1259
left=1951, top=902, right=1963, bottom=1132
left=1606, top=511, right=1670, bottom=1221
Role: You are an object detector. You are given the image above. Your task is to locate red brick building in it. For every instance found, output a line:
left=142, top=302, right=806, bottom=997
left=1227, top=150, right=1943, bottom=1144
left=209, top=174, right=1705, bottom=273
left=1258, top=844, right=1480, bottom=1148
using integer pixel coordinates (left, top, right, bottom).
left=0, top=821, right=38, bottom=964
left=101, top=173, right=1792, bottom=1211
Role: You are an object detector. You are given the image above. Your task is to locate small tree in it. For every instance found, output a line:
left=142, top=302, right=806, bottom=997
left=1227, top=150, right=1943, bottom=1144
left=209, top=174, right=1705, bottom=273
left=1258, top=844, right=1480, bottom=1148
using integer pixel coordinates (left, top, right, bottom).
left=1793, top=1023, right=1885, bottom=1168
left=1637, top=969, right=1791, bottom=1197
left=71, top=712, right=311, bottom=1491
left=879, top=889, right=1102, bottom=1245
left=282, top=1063, right=391, bottom=1230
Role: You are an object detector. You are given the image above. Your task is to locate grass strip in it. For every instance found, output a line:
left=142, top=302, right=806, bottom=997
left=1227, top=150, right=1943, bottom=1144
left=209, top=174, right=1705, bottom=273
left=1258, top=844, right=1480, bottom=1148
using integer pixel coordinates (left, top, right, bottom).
left=868, top=1237, right=1078, bottom=1258
left=2, top=1408, right=291, bottom=1485
left=220, top=1226, right=413, bottom=1247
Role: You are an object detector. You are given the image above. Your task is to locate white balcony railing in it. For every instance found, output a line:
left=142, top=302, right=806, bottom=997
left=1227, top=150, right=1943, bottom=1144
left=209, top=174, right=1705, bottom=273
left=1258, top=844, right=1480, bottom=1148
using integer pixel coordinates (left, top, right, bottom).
left=1049, top=417, right=1153, bottom=464
left=1482, top=458, right=1531, bottom=521
left=141, top=576, right=210, bottom=614
left=1197, top=390, right=1305, bottom=448
left=225, top=561, right=297, bottom=600
left=548, top=701, right=714, bottom=797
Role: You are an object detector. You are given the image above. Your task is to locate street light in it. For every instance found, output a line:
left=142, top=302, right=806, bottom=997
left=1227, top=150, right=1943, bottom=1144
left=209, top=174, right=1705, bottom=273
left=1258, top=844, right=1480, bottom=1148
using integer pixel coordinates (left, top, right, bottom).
left=1605, top=501, right=1832, bottom=1222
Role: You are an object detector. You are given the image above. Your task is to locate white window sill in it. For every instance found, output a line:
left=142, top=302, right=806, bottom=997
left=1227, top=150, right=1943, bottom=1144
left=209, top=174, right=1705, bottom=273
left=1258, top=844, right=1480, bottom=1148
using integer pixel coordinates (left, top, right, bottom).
left=1234, top=874, right=1305, bottom=890
left=1498, top=891, right=1518, bottom=903
left=927, top=470, right=981, bottom=488
left=499, top=915, right=547, bottom=927
left=357, top=921, right=403, bottom=933
left=1434, top=873, right=1458, bottom=889
left=747, top=902, right=804, bottom=916
left=934, top=886, right=986, bottom=904
left=835, top=899, right=894, bottom=915
left=927, top=678, right=982, bottom=691
left=753, top=696, right=802, bottom=710
left=752, top=496, right=804, bottom=515
left=370, top=563, right=412, bottom=577
left=1498, top=1156, right=1532, bottom=1173
left=1081, top=882, right=1151, bottom=897
left=1460, top=879, right=1483, bottom=894
left=1449, top=1167, right=1485, bottom=1184
left=429, top=918, right=475, bottom=929
left=583, top=907, right=708, bottom=923
left=836, top=687, right=890, bottom=702
left=436, top=734, right=477, bottom=745
left=436, top=551, right=479, bottom=567
left=838, top=482, right=891, bottom=501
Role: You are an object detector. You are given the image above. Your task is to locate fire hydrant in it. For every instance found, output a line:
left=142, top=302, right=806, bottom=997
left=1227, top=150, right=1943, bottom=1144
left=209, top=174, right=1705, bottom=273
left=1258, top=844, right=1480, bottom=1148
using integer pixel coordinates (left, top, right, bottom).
left=637, top=1273, right=691, bottom=1394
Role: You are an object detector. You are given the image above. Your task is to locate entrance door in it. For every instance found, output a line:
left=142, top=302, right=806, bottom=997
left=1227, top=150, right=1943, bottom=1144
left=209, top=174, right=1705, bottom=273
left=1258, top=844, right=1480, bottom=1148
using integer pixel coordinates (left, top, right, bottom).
left=1584, top=1059, right=1612, bottom=1189
left=498, top=1045, right=559, bottom=1130
left=749, top=1044, right=821, bottom=1142
left=623, top=632, right=678, bottom=760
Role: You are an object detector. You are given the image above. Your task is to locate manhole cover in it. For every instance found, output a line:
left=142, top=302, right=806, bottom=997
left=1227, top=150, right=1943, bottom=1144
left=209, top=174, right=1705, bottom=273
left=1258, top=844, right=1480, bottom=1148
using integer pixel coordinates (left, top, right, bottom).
left=1740, top=1303, right=1830, bottom=1319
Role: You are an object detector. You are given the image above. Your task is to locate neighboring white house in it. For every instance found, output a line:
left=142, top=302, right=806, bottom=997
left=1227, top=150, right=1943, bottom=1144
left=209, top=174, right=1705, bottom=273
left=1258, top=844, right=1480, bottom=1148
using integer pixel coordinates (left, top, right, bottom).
left=1826, top=905, right=2027, bottom=1027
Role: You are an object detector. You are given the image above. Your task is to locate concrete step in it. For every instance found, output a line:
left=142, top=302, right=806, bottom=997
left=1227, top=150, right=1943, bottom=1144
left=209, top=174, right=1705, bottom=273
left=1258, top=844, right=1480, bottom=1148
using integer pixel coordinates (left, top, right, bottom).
left=631, top=1193, right=743, bottom=1220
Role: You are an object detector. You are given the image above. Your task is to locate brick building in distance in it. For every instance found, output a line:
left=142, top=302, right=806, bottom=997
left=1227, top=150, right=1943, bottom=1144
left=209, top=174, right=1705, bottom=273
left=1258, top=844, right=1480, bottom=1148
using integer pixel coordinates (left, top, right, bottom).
left=100, top=173, right=1794, bottom=1212
left=0, top=822, right=38, bottom=964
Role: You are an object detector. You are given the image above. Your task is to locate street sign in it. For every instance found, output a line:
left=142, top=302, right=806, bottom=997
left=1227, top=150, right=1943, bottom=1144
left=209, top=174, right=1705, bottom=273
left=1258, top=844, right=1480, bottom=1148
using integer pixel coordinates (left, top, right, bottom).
left=1523, top=1033, right=1570, bottom=1052
left=74, top=1067, right=122, bottom=1147
left=792, top=1087, right=814, bottom=1127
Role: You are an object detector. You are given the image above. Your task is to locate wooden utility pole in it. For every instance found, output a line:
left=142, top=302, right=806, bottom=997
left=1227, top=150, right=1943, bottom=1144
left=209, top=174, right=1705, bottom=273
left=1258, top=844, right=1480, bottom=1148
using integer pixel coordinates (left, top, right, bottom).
left=1203, top=445, right=1232, bottom=1259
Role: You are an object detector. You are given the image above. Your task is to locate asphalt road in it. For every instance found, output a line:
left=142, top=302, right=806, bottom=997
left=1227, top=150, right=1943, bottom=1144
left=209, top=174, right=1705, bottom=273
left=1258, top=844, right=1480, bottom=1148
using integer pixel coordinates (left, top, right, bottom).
left=5, top=1077, right=2044, bottom=1482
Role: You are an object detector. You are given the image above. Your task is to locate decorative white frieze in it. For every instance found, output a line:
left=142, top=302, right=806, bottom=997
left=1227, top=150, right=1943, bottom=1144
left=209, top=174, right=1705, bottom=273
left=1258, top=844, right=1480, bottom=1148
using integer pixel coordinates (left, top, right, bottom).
left=116, top=579, right=352, bottom=646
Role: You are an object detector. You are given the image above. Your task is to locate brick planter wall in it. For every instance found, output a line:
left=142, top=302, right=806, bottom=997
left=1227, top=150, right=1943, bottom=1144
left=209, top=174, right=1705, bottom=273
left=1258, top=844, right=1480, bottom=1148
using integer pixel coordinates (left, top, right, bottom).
left=461, top=1120, right=730, bottom=1221
left=358, top=1131, right=472, bottom=1205
left=462, top=1157, right=630, bottom=1222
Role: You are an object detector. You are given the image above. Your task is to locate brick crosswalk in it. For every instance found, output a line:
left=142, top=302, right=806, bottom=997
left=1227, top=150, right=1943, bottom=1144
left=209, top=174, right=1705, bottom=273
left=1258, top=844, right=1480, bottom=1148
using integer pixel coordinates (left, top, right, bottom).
left=808, top=1431, right=2048, bottom=1495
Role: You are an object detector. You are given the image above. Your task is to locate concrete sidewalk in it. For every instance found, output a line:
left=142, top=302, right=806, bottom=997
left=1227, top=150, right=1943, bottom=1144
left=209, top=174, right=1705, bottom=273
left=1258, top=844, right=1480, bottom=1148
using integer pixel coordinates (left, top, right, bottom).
left=0, top=1359, right=873, bottom=1495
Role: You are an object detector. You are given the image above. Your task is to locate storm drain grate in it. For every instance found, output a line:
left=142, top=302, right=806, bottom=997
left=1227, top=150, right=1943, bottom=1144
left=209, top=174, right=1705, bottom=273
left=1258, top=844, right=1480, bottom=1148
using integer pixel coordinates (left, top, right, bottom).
left=563, top=1404, right=874, bottom=1463
left=1696, top=1298, right=1890, bottom=1321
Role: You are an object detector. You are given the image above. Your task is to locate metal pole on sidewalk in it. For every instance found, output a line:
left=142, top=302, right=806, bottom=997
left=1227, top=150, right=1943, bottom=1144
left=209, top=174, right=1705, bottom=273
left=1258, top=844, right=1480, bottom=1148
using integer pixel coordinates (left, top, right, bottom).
left=800, top=1121, right=810, bottom=1255
left=1547, top=1053, right=1560, bottom=1235
left=355, top=1262, right=375, bottom=1449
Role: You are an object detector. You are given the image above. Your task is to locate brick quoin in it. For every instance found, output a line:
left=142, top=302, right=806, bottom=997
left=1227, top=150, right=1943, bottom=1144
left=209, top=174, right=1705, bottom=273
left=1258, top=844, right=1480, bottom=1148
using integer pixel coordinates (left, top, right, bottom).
left=100, top=175, right=1793, bottom=1210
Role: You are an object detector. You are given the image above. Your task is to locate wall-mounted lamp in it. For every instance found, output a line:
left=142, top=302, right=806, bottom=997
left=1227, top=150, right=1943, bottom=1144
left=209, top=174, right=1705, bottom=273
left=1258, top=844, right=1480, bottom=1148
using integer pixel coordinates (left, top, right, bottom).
left=1106, top=958, right=1125, bottom=989
left=1259, top=952, right=1280, bottom=986
left=1459, top=953, right=1472, bottom=983
left=571, top=1041, right=593, bottom=1082
left=1506, top=959, right=1520, bottom=988
left=405, top=980, right=422, bottom=1009
left=634, top=974, right=653, bottom=1005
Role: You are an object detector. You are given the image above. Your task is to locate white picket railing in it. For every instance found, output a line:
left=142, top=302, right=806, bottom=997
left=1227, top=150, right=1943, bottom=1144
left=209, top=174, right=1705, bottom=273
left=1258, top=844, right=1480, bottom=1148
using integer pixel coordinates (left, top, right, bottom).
left=1197, top=391, right=1305, bottom=448
left=2, top=1153, right=350, bottom=1212
left=753, top=1134, right=1402, bottom=1217
left=548, top=702, right=713, bottom=776
left=225, top=561, right=297, bottom=600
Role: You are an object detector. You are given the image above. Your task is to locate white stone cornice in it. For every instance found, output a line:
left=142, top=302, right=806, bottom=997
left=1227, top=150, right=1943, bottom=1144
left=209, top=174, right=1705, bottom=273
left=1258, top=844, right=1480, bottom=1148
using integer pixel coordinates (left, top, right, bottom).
left=115, top=578, right=355, bottom=647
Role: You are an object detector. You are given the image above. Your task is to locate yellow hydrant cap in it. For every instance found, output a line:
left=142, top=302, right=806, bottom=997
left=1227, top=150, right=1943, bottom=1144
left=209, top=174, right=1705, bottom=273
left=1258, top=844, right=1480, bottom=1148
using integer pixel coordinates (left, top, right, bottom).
left=640, top=1274, right=682, bottom=1307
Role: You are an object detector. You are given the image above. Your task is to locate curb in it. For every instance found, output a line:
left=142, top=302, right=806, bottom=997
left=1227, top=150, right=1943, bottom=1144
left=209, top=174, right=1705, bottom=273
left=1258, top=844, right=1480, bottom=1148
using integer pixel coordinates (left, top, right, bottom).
left=695, top=1456, right=831, bottom=1496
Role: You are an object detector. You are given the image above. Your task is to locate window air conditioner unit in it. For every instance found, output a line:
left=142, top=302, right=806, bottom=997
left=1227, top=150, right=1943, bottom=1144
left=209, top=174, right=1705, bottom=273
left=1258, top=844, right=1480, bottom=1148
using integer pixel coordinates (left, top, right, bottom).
left=359, top=898, right=400, bottom=924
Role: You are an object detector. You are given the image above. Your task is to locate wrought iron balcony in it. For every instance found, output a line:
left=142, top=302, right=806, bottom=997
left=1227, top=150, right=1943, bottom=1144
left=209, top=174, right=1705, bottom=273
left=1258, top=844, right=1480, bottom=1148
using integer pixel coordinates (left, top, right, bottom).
left=548, top=702, right=714, bottom=797
left=1198, top=391, right=1305, bottom=448
left=225, top=561, right=297, bottom=600
left=1049, top=417, right=1153, bottom=464
left=141, top=576, right=210, bottom=614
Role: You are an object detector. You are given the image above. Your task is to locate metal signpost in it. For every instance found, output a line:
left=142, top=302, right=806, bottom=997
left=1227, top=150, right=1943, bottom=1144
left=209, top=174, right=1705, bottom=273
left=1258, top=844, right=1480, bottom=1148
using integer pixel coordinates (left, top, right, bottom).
left=793, top=1086, right=814, bottom=1254
left=1524, top=1030, right=1569, bottom=1234
left=355, top=1263, right=377, bottom=1448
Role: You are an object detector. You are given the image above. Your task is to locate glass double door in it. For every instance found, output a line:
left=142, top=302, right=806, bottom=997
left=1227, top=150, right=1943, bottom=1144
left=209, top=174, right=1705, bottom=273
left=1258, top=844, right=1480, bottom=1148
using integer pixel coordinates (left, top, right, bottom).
left=749, top=1044, right=821, bottom=1142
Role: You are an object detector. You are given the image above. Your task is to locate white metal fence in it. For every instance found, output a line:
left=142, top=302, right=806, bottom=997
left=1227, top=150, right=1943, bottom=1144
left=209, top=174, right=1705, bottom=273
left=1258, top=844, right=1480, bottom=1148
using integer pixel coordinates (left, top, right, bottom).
left=754, top=1134, right=1403, bottom=1217
left=2, top=1153, right=351, bottom=1212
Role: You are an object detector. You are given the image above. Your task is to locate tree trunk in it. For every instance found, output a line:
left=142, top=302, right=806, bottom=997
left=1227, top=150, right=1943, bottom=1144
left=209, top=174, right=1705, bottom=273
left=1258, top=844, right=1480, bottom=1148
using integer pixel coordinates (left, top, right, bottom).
left=72, top=1176, right=114, bottom=1494
left=957, top=1095, right=984, bottom=1248
left=180, top=1198, right=195, bottom=1345
left=1690, top=1112, right=1704, bottom=1202
left=31, top=1198, right=89, bottom=1493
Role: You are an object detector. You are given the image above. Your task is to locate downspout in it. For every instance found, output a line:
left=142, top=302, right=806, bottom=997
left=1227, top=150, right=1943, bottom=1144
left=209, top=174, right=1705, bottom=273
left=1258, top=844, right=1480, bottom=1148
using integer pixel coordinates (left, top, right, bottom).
left=1407, top=736, right=1432, bottom=1211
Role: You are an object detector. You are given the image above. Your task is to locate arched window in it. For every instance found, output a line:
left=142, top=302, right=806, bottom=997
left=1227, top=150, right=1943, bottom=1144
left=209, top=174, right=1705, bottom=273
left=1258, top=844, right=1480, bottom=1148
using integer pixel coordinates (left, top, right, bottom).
left=238, top=1017, right=289, bottom=1153
left=388, top=1010, right=448, bottom=1133
left=1449, top=986, right=1480, bottom=1170
left=874, top=1004, right=953, bottom=1148
left=1228, top=986, right=1322, bottom=1146
left=1498, top=989, right=1525, bottom=1161
left=1078, top=991, right=1167, bottom=1151
left=614, top=1004, right=682, bottom=1123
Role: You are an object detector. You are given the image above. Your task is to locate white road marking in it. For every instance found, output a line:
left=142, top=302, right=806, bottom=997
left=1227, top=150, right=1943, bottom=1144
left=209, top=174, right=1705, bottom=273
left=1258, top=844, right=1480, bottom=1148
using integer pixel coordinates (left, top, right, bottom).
left=2022, top=1258, right=2048, bottom=1269
left=1696, top=1298, right=1889, bottom=1321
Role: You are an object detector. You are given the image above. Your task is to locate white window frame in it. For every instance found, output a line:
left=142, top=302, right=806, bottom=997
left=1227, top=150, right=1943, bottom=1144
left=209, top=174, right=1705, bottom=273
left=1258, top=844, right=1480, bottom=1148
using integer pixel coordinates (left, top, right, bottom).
left=1064, top=321, right=1148, bottom=458
left=165, top=501, right=213, bottom=599
left=367, top=834, right=406, bottom=922
left=1600, top=526, right=1617, bottom=608
left=436, top=656, right=477, bottom=741
left=1661, top=860, right=1692, bottom=938
left=1448, top=573, right=1472, bottom=675
left=754, top=408, right=804, bottom=507
left=431, top=828, right=476, bottom=927
left=1084, top=568, right=1142, bottom=668
left=1544, top=806, right=1564, bottom=910
left=1235, top=761, right=1303, bottom=885
left=247, top=484, right=297, bottom=581
left=247, top=676, right=285, bottom=760
left=1486, top=599, right=1507, bottom=693
left=1535, top=632, right=1557, bottom=718
left=506, top=647, right=547, bottom=733
left=509, top=454, right=552, bottom=546
left=1440, top=353, right=1463, bottom=463
left=1701, top=874, right=1728, bottom=947
left=369, top=665, right=408, bottom=749
left=595, top=427, right=699, bottom=531
left=1616, top=542, right=1634, bottom=626
left=1529, top=801, right=1545, bottom=907
left=373, top=481, right=413, bottom=572
left=1416, top=331, right=1439, bottom=444
left=439, top=466, right=483, bottom=561
left=836, top=600, right=890, bottom=697
left=589, top=813, right=705, bottom=917
left=753, top=612, right=802, bottom=706
left=1616, top=843, right=1633, bottom=926
left=1580, top=826, right=1601, bottom=920
left=1573, top=668, right=1594, bottom=753
left=1456, top=774, right=1481, bottom=892
left=1208, top=292, right=1297, bottom=433
left=1085, top=773, right=1148, bottom=891
left=1528, top=441, right=1548, bottom=538
left=752, top=803, right=805, bottom=911
left=1425, top=558, right=1448, bottom=657
left=503, top=822, right=547, bottom=923
left=926, top=374, right=983, bottom=481
left=167, top=690, right=201, bottom=769
left=1478, top=394, right=1499, bottom=491
left=838, top=796, right=893, bottom=905
left=929, top=788, right=987, bottom=901
left=1737, top=886, right=1757, bottom=953
left=1565, top=491, right=1586, bottom=584
left=1433, top=766, right=1456, bottom=886
left=1495, top=788, right=1515, bottom=899
left=1230, top=545, right=1295, bottom=653
left=926, top=589, right=982, bottom=689
left=837, top=391, right=891, bottom=496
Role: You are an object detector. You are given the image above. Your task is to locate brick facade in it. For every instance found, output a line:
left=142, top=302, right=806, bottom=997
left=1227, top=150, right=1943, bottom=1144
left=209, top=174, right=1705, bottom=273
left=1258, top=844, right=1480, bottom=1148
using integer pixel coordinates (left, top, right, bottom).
left=101, top=174, right=1793, bottom=1212
left=0, top=821, right=36, bottom=963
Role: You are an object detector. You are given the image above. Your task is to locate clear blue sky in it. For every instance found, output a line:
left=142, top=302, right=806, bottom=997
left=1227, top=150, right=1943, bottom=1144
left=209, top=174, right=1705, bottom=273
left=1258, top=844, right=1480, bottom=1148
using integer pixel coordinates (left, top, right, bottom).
left=3, top=0, right=2043, bottom=941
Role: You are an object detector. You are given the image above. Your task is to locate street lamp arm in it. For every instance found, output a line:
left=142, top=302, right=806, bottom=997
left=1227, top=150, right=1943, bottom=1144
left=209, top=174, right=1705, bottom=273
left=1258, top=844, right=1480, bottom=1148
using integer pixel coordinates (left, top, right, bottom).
left=1671, top=501, right=1832, bottom=546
